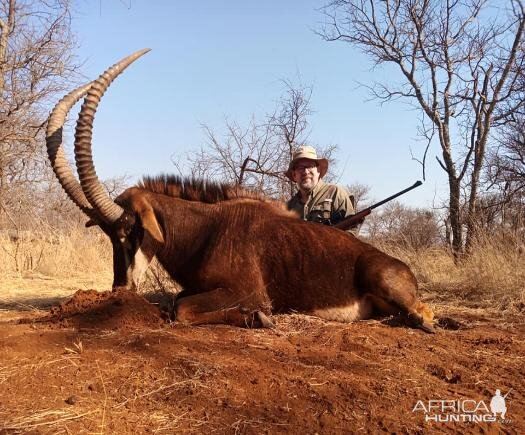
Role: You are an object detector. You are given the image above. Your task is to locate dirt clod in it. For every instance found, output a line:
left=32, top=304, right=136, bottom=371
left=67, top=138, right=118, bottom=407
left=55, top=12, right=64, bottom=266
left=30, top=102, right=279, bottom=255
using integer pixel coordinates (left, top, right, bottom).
left=41, top=288, right=164, bottom=330
left=65, top=395, right=78, bottom=405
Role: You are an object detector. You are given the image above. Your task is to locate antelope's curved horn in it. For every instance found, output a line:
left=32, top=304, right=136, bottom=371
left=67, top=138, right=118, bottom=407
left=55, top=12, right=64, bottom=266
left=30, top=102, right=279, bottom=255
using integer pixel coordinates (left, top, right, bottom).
left=46, top=82, right=100, bottom=220
left=74, top=48, right=151, bottom=223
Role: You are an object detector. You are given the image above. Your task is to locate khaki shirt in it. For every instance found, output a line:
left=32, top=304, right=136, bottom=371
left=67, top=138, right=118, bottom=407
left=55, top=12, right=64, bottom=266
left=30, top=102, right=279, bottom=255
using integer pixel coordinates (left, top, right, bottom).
left=287, top=180, right=355, bottom=230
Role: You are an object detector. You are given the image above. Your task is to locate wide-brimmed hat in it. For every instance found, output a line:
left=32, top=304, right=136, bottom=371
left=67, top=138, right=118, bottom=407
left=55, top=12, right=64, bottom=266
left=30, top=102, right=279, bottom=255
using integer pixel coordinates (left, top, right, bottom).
left=285, top=146, right=328, bottom=180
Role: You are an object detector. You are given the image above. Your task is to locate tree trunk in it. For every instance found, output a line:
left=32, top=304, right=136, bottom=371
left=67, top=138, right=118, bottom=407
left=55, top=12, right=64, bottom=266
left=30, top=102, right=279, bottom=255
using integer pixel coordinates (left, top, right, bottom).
left=439, top=125, right=464, bottom=259
left=465, top=155, right=482, bottom=253
left=448, top=176, right=463, bottom=259
left=0, top=0, right=15, bottom=95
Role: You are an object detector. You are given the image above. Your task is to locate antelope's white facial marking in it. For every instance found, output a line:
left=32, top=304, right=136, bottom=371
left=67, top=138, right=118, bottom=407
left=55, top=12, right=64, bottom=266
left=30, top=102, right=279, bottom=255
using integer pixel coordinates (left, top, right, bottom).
left=127, top=247, right=152, bottom=289
left=312, top=298, right=373, bottom=323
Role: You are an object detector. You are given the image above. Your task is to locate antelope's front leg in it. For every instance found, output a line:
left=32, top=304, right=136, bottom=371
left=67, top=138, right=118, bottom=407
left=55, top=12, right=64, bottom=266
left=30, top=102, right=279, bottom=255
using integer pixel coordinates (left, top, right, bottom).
left=175, top=287, right=273, bottom=328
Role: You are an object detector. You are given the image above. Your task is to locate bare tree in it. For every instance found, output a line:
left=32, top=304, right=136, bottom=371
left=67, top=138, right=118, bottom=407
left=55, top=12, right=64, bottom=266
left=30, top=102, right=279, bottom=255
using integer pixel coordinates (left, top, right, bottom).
left=364, top=201, right=443, bottom=249
left=319, top=0, right=525, bottom=257
left=345, top=181, right=370, bottom=210
left=488, top=119, right=525, bottom=195
left=477, top=34, right=525, bottom=235
left=267, top=79, right=315, bottom=196
left=481, top=116, right=525, bottom=232
left=175, top=80, right=338, bottom=199
left=0, top=0, right=80, bottom=228
left=488, top=39, right=525, bottom=202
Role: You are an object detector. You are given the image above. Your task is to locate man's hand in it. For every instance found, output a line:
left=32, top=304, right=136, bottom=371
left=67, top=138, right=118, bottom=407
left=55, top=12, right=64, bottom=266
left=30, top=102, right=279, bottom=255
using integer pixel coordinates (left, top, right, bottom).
left=334, top=209, right=371, bottom=230
left=347, top=214, right=365, bottom=228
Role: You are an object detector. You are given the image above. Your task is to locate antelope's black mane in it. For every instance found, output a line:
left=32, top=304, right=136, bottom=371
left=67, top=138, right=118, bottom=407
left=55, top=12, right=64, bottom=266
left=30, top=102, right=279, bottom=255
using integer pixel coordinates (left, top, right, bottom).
left=138, top=175, right=270, bottom=204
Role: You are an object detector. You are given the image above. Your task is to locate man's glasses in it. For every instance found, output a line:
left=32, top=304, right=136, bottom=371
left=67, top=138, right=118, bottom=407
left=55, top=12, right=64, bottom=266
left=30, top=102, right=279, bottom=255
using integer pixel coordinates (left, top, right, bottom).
left=294, top=163, right=318, bottom=172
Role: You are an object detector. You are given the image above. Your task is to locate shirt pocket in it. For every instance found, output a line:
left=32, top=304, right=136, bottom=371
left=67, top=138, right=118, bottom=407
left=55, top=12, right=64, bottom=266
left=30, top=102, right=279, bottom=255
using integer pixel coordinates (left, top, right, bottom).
left=310, top=199, right=333, bottom=221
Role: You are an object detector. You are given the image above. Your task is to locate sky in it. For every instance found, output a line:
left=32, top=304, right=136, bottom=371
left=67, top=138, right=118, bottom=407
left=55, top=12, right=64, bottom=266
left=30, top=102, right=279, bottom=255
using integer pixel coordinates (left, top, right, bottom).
left=66, top=0, right=450, bottom=208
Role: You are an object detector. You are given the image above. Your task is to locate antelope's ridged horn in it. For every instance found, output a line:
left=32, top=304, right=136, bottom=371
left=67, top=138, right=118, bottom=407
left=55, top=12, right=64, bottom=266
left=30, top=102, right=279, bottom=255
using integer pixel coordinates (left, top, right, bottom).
left=46, top=82, right=100, bottom=220
left=75, top=48, right=151, bottom=223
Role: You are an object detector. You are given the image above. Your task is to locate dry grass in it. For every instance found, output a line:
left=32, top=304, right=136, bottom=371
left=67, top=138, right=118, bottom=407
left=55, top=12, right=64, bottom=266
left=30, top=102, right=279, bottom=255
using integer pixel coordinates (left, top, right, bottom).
left=0, top=226, right=111, bottom=278
left=0, top=227, right=112, bottom=309
left=377, top=230, right=525, bottom=315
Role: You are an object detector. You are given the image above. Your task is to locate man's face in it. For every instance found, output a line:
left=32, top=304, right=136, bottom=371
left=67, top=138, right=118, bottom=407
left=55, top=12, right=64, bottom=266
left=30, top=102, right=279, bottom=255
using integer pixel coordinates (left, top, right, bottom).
left=292, top=158, right=320, bottom=192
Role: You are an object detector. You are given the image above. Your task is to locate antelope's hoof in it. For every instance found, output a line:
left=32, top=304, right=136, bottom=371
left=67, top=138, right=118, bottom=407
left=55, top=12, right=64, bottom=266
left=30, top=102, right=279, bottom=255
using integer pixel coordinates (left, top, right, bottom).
left=256, top=311, right=275, bottom=329
left=419, top=322, right=436, bottom=334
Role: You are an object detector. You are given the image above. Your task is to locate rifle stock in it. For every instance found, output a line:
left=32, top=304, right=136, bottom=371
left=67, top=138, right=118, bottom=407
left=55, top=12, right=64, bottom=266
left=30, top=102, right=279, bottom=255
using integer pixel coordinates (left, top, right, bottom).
left=334, top=209, right=371, bottom=229
left=334, top=180, right=423, bottom=231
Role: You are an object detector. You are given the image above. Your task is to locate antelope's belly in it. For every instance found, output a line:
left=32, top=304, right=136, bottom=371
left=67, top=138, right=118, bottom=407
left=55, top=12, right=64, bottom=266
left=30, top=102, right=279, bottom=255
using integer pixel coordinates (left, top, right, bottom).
left=311, top=298, right=373, bottom=322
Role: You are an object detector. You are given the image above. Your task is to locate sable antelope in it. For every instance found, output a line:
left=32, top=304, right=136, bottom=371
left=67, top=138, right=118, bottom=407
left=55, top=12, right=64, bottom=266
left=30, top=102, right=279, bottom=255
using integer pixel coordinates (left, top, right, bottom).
left=46, top=49, right=434, bottom=332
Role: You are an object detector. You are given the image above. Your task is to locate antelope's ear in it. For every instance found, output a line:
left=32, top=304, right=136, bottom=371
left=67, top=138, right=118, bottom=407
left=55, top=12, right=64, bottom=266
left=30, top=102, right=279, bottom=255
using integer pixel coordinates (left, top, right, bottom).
left=133, top=197, right=164, bottom=244
left=140, top=207, right=164, bottom=244
left=140, top=208, right=164, bottom=243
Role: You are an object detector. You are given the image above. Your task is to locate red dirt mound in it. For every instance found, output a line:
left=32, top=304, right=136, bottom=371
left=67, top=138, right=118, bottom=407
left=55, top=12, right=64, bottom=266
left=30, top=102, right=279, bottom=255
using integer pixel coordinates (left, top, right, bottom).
left=41, top=289, right=164, bottom=330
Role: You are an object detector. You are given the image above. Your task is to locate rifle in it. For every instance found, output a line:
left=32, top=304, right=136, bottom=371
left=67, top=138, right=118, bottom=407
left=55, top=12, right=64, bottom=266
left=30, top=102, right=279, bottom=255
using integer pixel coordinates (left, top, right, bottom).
left=334, top=180, right=423, bottom=230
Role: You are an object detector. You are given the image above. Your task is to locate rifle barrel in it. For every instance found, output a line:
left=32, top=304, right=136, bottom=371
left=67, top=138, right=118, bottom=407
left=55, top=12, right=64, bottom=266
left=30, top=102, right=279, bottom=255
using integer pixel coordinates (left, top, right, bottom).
left=333, top=180, right=423, bottom=230
left=368, top=180, right=422, bottom=211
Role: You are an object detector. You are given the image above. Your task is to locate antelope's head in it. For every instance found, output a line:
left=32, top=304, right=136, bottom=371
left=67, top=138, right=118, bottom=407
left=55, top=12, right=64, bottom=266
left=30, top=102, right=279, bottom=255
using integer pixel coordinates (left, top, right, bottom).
left=46, top=49, right=164, bottom=291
